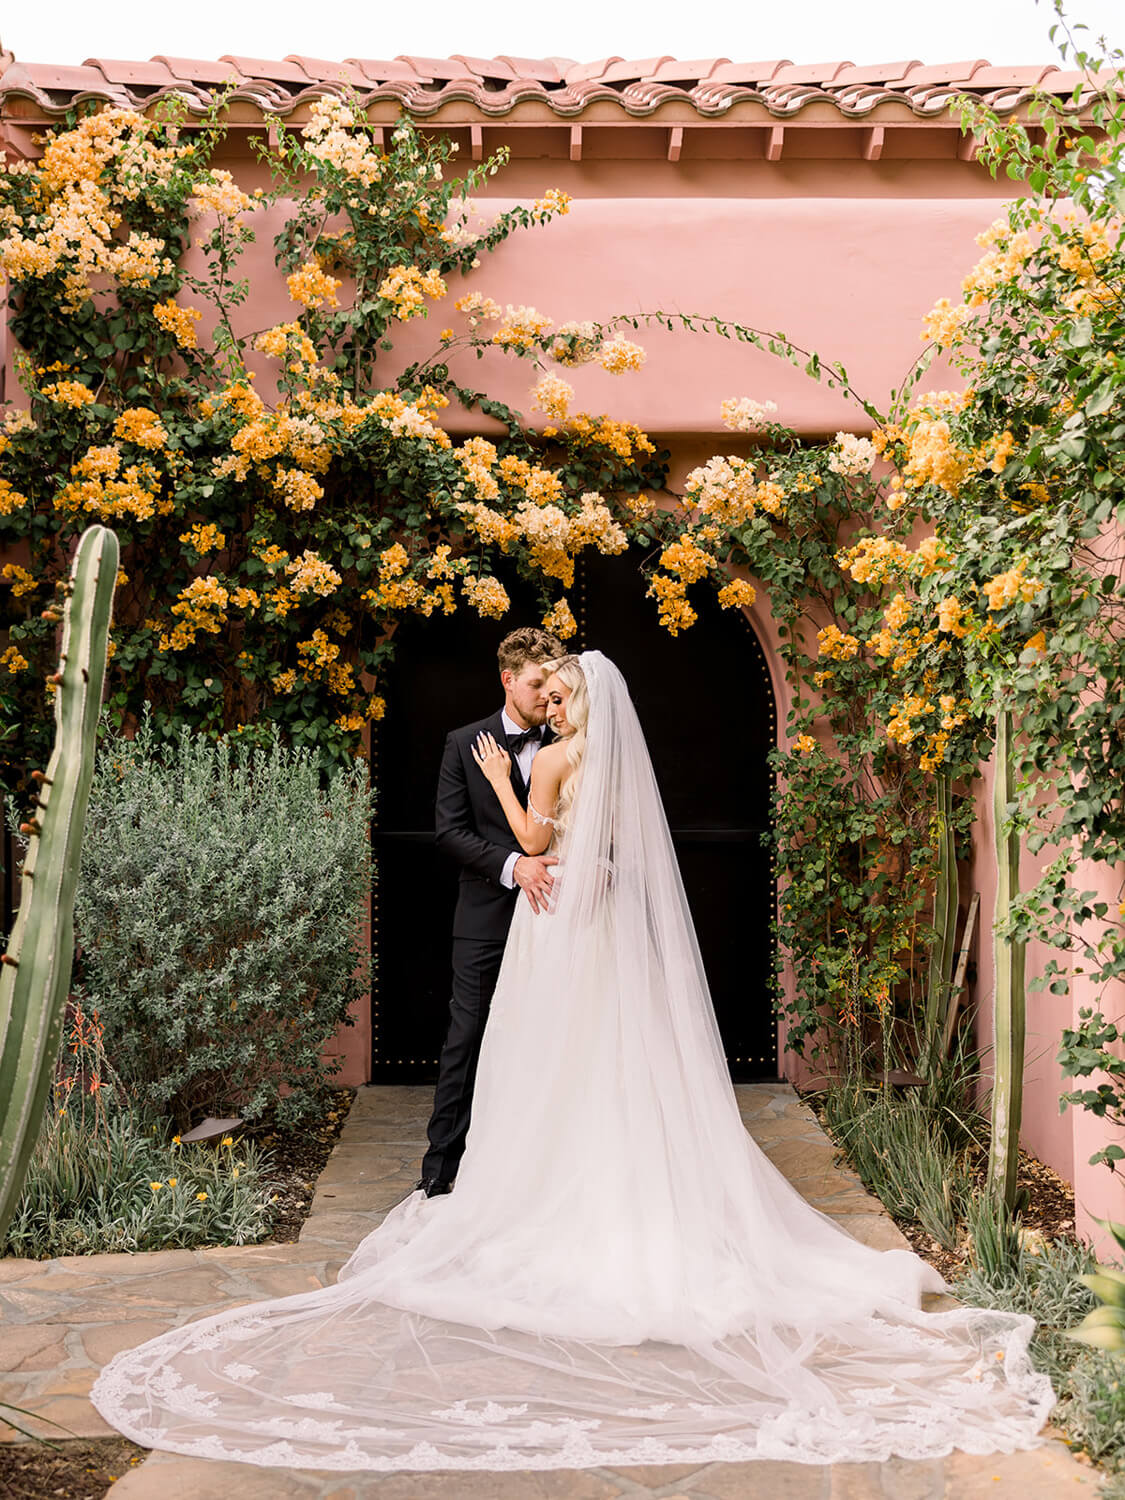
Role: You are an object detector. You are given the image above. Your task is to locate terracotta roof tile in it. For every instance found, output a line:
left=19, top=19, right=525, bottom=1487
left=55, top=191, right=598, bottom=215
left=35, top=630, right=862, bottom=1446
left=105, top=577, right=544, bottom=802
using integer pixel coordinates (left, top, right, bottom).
left=450, top=55, right=519, bottom=83
left=644, top=58, right=732, bottom=84
left=771, top=61, right=854, bottom=85
left=707, top=61, right=791, bottom=85
left=833, top=61, right=923, bottom=86
left=285, top=56, right=367, bottom=86
left=969, top=64, right=1058, bottom=88
left=345, top=58, right=430, bottom=85
left=218, top=55, right=311, bottom=86
left=0, top=49, right=1107, bottom=129
left=152, top=56, right=246, bottom=85
left=1046, top=67, right=1121, bottom=94
left=495, top=56, right=571, bottom=85
left=20, top=61, right=123, bottom=95
left=905, top=61, right=989, bottom=85
left=396, top=55, right=482, bottom=82
left=597, top=56, right=675, bottom=87
left=83, top=58, right=178, bottom=88
left=561, top=57, right=624, bottom=86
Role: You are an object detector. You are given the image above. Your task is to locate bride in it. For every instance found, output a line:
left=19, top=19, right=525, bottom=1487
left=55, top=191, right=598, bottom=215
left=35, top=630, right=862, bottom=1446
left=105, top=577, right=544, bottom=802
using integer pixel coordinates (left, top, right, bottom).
left=91, top=650, right=1052, bottom=1471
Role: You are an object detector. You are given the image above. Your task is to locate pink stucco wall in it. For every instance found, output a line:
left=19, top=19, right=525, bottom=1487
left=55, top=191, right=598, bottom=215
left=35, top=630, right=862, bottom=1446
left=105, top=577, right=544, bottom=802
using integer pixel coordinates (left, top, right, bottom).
left=970, top=749, right=1125, bottom=1252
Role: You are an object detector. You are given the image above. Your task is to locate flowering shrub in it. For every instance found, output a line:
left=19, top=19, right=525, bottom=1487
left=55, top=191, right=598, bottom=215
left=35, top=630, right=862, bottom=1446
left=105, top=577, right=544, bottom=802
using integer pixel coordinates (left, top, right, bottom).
left=673, top=44, right=1125, bottom=1082
left=836, top=73, right=1125, bottom=1041
left=72, top=716, right=373, bottom=1125
left=663, top=405, right=954, bottom=1053
left=0, top=99, right=673, bottom=794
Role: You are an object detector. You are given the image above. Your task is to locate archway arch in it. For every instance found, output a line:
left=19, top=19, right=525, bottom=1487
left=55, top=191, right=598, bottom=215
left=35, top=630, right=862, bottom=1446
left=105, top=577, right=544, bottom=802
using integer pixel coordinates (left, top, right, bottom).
left=373, top=555, right=779, bottom=1082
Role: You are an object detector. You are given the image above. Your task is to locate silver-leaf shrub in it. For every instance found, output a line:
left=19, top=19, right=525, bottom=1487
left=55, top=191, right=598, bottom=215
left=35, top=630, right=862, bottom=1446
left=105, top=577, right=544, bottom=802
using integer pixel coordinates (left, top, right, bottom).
left=75, top=715, right=373, bottom=1125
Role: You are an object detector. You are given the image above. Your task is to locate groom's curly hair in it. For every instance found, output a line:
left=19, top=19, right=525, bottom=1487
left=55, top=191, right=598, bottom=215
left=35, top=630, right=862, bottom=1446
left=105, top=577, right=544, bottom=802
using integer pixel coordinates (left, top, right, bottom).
left=497, top=627, right=564, bottom=675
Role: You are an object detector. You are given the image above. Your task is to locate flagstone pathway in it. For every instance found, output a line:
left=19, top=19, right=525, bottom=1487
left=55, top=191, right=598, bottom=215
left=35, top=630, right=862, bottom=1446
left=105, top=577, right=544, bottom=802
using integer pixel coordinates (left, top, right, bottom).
left=0, top=1084, right=1094, bottom=1497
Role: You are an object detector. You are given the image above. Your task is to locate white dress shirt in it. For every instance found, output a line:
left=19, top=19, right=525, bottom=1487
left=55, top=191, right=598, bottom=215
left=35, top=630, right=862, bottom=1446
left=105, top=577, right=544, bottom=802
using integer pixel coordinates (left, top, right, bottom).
left=498, top=708, right=542, bottom=889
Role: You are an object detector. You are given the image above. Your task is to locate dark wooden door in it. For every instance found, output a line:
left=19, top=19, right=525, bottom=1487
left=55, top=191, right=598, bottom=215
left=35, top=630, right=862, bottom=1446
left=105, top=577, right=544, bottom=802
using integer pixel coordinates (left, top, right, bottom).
left=373, top=557, right=778, bottom=1081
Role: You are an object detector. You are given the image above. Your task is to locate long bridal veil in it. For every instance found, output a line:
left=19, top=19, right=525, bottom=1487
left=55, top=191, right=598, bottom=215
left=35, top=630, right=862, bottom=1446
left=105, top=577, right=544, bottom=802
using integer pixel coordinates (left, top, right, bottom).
left=91, top=650, right=1052, bottom=1470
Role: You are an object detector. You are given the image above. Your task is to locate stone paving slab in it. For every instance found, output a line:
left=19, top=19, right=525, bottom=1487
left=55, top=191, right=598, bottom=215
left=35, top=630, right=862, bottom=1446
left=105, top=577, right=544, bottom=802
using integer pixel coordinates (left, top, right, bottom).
left=0, top=1082, right=1096, bottom=1496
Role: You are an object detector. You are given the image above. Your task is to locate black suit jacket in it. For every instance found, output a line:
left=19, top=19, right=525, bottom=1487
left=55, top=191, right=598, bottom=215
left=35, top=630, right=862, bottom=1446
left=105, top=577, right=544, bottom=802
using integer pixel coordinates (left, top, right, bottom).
left=435, top=712, right=553, bottom=941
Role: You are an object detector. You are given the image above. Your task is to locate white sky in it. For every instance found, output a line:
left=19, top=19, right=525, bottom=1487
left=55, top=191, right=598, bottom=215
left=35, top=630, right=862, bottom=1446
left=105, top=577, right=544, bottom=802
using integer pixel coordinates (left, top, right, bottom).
left=2, top=0, right=1123, bottom=71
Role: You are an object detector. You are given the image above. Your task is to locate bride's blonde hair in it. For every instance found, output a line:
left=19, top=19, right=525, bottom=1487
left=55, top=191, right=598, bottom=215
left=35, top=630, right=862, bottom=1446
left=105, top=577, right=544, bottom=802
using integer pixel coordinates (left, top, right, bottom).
left=543, top=655, right=588, bottom=830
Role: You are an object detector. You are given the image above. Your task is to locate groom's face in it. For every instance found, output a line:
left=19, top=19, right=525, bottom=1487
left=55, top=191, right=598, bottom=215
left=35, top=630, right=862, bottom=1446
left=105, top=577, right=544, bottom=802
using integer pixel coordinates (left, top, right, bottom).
left=503, top=661, right=550, bottom=729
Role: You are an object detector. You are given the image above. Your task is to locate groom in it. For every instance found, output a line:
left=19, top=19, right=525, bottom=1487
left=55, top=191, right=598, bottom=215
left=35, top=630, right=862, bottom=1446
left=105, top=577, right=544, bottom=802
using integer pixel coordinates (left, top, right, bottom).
left=417, top=625, right=564, bottom=1197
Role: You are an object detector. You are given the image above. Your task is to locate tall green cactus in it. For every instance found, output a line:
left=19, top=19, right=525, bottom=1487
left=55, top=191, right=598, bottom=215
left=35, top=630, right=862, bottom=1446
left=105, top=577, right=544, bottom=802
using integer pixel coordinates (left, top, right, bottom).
left=0, top=525, right=118, bottom=1241
left=987, top=706, right=1027, bottom=1212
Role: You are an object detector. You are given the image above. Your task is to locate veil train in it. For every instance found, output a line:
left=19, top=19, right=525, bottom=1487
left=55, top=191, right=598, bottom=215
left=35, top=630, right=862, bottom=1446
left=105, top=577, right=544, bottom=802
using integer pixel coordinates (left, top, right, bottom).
left=90, top=650, right=1052, bottom=1470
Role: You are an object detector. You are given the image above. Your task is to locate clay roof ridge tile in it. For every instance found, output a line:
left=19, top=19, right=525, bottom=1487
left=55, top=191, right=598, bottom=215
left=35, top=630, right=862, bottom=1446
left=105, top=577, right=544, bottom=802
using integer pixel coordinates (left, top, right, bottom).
left=83, top=57, right=179, bottom=89
left=449, top=54, right=518, bottom=81
left=970, top=64, right=1059, bottom=87
left=344, top=58, right=430, bottom=84
left=771, top=60, right=855, bottom=85
left=643, top=57, right=732, bottom=83
left=907, top=60, right=990, bottom=85
left=218, top=54, right=312, bottom=86
left=596, top=56, right=675, bottom=87
left=396, top=54, right=483, bottom=80
left=151, top=56, right=244, bottom=81
left=495, top=55, right=573, bottom=84
left=707, top=60, right=793, bottom=86
left=832, top=60, right=923, bottom=86
left=562, top=57, right=624, bottom=86
left=0, top=61, right=55, bottom=108
left=284, top=56, right=368, bottom=86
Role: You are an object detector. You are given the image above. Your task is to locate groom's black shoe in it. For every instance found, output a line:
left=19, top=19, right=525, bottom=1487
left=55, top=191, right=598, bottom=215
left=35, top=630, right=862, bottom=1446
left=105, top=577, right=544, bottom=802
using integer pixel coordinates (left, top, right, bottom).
left=416, top=1176, right=453, bottom=1198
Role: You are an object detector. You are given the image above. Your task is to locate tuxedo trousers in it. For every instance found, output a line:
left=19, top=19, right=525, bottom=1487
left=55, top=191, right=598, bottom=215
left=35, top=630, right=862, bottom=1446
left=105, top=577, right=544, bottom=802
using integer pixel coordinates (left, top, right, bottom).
left=421, top=936, right=507, bottom=1182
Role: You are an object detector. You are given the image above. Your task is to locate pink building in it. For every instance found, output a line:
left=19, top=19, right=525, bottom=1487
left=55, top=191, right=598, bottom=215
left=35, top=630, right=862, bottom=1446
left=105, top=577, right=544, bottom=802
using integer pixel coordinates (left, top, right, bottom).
left=2, top=49, right=1119, bottom=1240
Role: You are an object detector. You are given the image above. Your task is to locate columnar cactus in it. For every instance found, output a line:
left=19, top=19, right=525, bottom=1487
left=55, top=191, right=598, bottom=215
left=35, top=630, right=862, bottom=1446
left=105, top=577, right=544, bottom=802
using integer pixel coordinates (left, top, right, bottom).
left=987, top=706, right=1027, bottom=1212
left=0, top=525, right=118, bottom=1240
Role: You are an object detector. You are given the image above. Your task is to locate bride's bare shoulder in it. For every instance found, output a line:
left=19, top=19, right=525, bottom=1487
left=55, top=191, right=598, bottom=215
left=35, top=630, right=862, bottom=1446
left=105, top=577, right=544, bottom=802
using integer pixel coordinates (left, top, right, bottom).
left=536, top=740, right=570, bottom=767
left=532, top=741, right=570, bottom=780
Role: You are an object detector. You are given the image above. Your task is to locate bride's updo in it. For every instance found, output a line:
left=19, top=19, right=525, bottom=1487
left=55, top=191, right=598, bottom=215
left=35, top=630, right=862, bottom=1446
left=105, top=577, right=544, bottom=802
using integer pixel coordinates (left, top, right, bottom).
left=542, top=654, right=588, bottom=830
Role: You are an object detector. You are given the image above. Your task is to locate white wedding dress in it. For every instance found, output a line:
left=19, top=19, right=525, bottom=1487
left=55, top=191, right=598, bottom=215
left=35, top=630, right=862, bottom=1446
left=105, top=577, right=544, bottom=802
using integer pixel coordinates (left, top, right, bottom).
left=91, top=651, right=1052, bottom=1471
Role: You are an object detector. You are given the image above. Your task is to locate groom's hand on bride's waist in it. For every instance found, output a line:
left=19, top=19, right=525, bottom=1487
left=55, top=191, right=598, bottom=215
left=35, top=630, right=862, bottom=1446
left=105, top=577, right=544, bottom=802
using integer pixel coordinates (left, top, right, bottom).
left=513, top=854, right=558, bottom=914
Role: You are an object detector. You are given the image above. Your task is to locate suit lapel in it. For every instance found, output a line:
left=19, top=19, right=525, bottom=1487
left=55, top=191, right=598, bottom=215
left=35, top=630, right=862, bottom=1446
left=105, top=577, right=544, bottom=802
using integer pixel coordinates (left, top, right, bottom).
left=492, top=710, right=530, bottom=804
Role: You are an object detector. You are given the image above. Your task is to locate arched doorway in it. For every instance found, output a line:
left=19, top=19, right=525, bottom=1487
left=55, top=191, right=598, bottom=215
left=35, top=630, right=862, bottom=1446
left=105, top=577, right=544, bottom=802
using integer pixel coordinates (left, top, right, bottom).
left=373, top=554, right=778, bottom=1082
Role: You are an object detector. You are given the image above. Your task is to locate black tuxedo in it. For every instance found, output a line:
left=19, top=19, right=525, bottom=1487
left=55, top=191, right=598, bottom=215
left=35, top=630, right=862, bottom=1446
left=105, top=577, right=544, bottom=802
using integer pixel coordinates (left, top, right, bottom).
left=436, top=710, right=532, bottom=941
left=421, top=710, right=553, bottom=1183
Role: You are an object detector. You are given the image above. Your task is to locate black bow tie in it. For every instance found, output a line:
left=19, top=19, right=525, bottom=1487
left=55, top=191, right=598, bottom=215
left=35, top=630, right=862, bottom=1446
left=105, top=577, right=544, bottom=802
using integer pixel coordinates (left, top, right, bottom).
left=506, top=725, right=542, bottom=754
